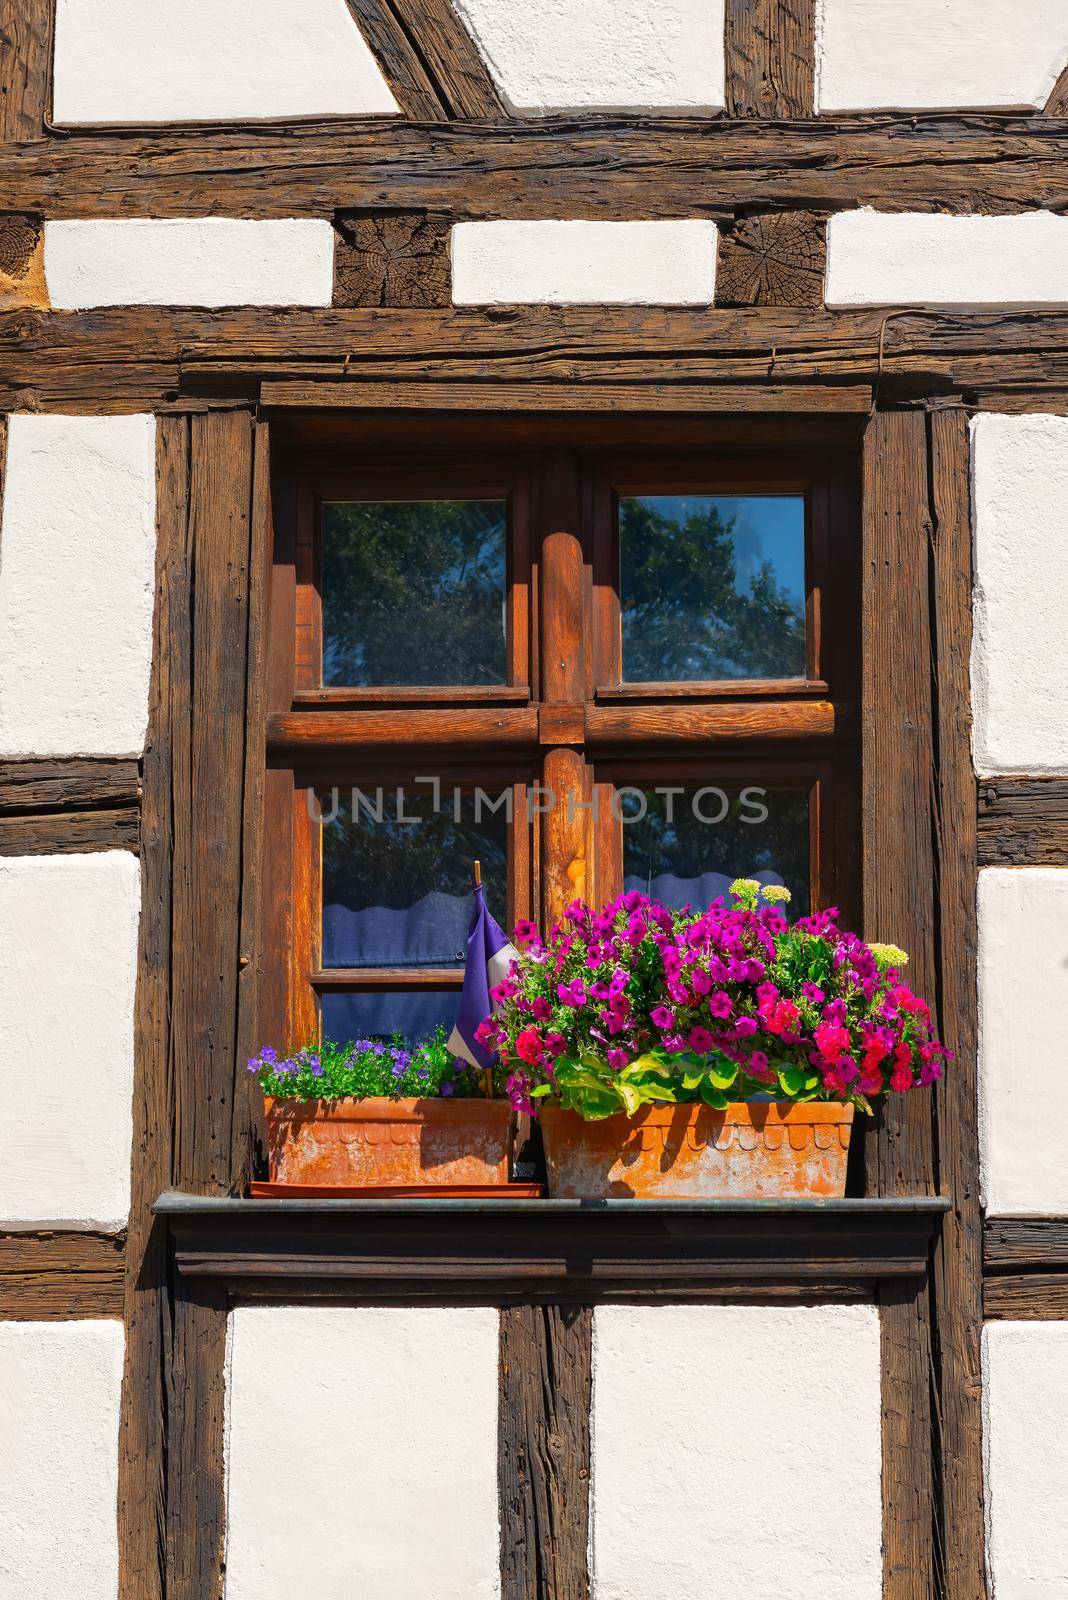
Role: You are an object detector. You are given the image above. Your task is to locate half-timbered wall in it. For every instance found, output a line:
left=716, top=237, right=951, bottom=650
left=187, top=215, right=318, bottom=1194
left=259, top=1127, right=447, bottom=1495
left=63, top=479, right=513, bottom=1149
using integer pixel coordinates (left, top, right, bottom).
left=1, top=4, right=1067, bottom=1598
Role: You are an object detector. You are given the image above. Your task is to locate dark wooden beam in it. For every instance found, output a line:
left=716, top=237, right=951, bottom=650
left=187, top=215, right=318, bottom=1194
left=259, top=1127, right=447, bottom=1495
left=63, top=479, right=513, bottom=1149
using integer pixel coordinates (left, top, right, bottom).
left=0, top=757, right=141, bottom=854
left=386, top=0, right=505, bottom=117
left=978, top=777, right=1068, bottom=866
left=715, top=208, right=826, bottom=307
left=7, top=304, right=1068, bottom=415
left=1045, top=61, right=1068, bottom=117
left=984, top=1274, right=1068, bottom=1319
left=927, top=409, right=987, bottom=1600
left=500, top=1305, right=592, bottom=1600
left=0, top=1230, right=125, bottom=1319
left=343, top=0, right=448, bottom=120
left=259, top=379, right=871, bottom=412
left=0, top=0, right=52, bottom=140
left=725, top=0, right=815, bottom=117
left=984, top=1216, right=1068, bottom=1270
left=862, top=409, right=938, bottom=1600
left=2, top=117, right=1068, bottom=218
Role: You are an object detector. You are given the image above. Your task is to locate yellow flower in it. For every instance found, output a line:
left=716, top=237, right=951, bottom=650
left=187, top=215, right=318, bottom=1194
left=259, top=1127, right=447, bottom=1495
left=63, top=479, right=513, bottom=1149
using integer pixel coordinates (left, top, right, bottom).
left=869, top=942, right=909, bottom=971
left=729, top=878, right=762, bottom=909
left=761, top=884, right=793, bottom=904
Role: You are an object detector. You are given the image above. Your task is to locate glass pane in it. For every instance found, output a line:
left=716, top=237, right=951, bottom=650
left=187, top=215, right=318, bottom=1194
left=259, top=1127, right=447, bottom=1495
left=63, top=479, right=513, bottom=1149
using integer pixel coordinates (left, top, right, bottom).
left=620, top=494, right=806, bottom=681
left=321, top=786, right=509, bottom=968
left=320, top=989, right=461, bottom=1048
left=621, top=785, right=810, bottom=915
left=322, top=500, right=507, bottom=686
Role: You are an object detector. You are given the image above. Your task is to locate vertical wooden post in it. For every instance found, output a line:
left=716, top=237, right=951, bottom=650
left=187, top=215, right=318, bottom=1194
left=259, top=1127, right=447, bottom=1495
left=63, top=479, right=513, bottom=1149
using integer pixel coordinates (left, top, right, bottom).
left=538, top=450, right=588, bottom=928
left=154, top=409, right=259, bottom=1600
left=724, top=0, right=816, bottom=117
left=928, top=408, right=987, bottom=1600
left=0, top=0, right=53, bottom=140
left=862, top=408, right=938, bottom=1600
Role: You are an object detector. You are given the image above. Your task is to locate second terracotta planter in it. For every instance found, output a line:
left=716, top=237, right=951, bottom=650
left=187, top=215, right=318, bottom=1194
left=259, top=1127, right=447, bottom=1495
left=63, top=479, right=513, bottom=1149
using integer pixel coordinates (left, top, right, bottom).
left=540, top=1101, right=854, bottom=1200
left=265, top=1096, right=513, bottom=1189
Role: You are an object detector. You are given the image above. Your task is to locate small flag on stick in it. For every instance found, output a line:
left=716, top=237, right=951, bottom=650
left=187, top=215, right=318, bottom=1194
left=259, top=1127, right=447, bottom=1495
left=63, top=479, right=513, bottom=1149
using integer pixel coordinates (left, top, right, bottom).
left=447, top=861, right=517, bottom=1096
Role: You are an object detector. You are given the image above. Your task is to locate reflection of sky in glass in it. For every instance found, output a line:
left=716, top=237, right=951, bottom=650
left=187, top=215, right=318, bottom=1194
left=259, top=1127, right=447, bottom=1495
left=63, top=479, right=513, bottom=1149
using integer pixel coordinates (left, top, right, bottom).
left=621, top=494, right=806, bottom=681
left=638, top=496, right=805, bottom=611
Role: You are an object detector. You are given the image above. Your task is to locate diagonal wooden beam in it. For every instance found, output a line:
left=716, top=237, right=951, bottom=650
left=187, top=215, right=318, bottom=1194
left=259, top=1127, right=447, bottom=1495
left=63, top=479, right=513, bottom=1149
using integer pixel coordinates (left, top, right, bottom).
left=345, top=0, right=504, bottom=119
left=1045, top=58, right=1068, bottom=117
left=0, top=0, right=52, bottom=141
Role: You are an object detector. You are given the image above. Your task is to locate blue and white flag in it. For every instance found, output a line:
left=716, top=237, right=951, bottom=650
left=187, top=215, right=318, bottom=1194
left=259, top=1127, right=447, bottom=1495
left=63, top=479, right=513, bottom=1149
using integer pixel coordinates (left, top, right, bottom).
left=447, top=884, right=517, bottom=1072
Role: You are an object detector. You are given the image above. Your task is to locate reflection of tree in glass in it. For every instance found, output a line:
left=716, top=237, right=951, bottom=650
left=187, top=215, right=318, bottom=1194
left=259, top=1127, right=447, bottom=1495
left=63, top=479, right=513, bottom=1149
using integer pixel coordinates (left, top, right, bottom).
left=620, top=497, right=806, bottom=680
left=622, top=788, right=810, bottom=915
left=322, top=501, right=507, bottom=686
left=323, top=793, right=508, bottom=918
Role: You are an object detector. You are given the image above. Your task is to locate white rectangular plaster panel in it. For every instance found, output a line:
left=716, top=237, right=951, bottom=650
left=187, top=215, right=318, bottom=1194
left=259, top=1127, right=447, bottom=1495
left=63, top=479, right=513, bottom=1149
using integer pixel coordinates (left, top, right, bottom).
left=0, top=413, right=155, bottom=758
left=451, top=220, right=718, bottom=305
left=590, top=1302, right=882, bottom=1600
left=53, top=0, right=398, bottom=123
left=825, top=210, right=1068, bottom=309
left=979, top=868, right=1068, bottom=1215
left=816, top=0, right=1068, bottom=112
left=44, top=220, right=335, bottom=309
left=451, top=0, right=725, bottom=114
left=0, top=853, right=139, bottom=1230
left=225, top=1305, right=500, bottom=1600
left=971, top=412, right=1068, bottom=775
left=0, top=1319, right=124, bottom=1600
left=984, top=1321, right=1068, bottom=1599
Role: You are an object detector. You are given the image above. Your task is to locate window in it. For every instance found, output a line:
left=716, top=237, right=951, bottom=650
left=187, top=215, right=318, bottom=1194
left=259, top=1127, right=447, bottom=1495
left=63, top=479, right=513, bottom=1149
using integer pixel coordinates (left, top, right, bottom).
left=263, top=420, right=860, bottom=1049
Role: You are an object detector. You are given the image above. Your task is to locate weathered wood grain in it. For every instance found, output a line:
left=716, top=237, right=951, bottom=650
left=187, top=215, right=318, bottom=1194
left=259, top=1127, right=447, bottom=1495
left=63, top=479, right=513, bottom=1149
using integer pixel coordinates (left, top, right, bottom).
left=500, top=1305, right=592, bottom=1600
left=8, top=305, right=1068, bottom=412
left=333, top=210, right=450, bottom=307
left=978, top=777, right=1068, bottom=865
left=0, top=1231, right=125, bottom=1319
left=862, top=409, right=938, bottom=1600
left=984, top=1273, right=1068, bottom=1319
left=984, top=1217, right=1068, bottom=1270
left=343, top=0, right=447, bottom=120
left=387, top=0, right=506, bottom=117
left=0, top=0, right=52, bottom=140
left=716, top=210, right=825, bottom=307
left=0, top=757, right=141, bottom=856
left=725, top=0, right=815, bottom=117
left=259, top=380, right=870, bottom=411
left=928, top=409, right=987, bottom=1600
left=2, top=118, right=1068, bottom=218
left=117, top=418, right=184, bottom=1600
left=1045, top=60, right=1068, bottom=117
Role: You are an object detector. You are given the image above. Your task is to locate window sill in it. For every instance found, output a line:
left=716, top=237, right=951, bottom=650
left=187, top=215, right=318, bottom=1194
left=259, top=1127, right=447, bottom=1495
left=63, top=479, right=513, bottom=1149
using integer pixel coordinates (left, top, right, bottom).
left=155, top=1192, right=949, bottom=1303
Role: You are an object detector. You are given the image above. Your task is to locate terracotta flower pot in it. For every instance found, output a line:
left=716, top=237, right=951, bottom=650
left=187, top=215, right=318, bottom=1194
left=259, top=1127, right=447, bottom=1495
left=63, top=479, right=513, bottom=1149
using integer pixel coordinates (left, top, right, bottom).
left=540, top=1101, right=854, bottom=1200
left=265, top=1097, right=514, bottom=1189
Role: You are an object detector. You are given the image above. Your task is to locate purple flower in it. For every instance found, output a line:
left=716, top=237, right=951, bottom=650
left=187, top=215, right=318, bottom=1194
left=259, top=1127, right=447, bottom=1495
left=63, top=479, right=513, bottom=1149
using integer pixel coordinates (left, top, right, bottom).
left=650, top=1004, right=676, bottom=1031
left=309, top=1054, right=323, bottom=1078
left=246, top=1057, right=261, bottom=1073
left=556, top=978, right=587, bottom=1007
left=260, top=1046, right=277, bottom=1064
left=417, top=1067, right=430, bottom=1081
left=391, top=1061, right=406, bottom=1078
left=440, top=1081, right=455, bottom=1096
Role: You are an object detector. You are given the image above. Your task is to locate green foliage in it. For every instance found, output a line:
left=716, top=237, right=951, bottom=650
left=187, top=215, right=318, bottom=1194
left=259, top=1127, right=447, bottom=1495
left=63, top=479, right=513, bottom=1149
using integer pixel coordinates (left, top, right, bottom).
left=248, top=1024, right=497, bottom=1102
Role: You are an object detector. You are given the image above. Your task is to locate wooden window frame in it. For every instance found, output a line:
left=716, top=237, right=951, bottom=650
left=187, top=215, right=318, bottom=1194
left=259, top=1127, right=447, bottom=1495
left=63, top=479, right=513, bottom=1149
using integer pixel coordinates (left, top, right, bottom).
left=263, top=418, right=860, bottom=1048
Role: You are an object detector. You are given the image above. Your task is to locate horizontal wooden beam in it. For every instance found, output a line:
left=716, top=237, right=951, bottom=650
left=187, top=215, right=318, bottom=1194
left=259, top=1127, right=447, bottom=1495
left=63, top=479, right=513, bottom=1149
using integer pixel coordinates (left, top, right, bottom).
left=586, top=699, right=849, bottom=745
left=3, top=117, right=1068, bottom=217
left=978, top=777, right=1068, bottom=866
left=260, top=380, right=873, bottom=413
left=984, top=1273, right=1068, bottom=1319
left=0, top=757, right=141, bottom=813
left=158, top=1192, right=949, bottom=1300
left=0, top=1230, right=126, bottom=1319
left=984, top=1215, right=1068, bottom=1270
left=267, top=705, right=539, bottom=751
left=6, top=304, right=1068, bottom=414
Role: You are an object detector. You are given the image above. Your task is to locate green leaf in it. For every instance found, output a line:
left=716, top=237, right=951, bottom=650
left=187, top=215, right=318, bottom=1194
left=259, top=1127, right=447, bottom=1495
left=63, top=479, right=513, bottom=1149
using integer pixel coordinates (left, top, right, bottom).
left=777, top=1066, right=807, bottom=1097
left=708, top=1062, right=739, bottom=1091
left=699, top=1080, right=731, bottom=1110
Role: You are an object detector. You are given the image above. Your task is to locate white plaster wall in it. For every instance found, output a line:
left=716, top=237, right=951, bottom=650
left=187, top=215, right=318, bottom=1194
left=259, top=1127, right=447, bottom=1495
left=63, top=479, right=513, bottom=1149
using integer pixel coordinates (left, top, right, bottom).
left=0, top=413, right=156, bottom=758
left=452, top=0, right=724, bottom=114
left=590, top=1303, right=882, bottom=1600
left=0, top=1319, right=124, bottom=1600
left=816, top=0, right=1068, bottom=112
left=978, top=868, right=1068, bottom=1216
left=825, top=210, right=1068, bottom=309
left=44, top=220, right=335, bottom=310
left=53, top=0, right=398, bottom=123
left=971, top=412, right=1068, bottom=776
left=984, top=1321, right=1068, bottom=1598
left=224, top=1305, right=500, bottom=1600
left=0, top=853, right=139, bottom=1230
left=452, top=220, right=718, bottom=305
